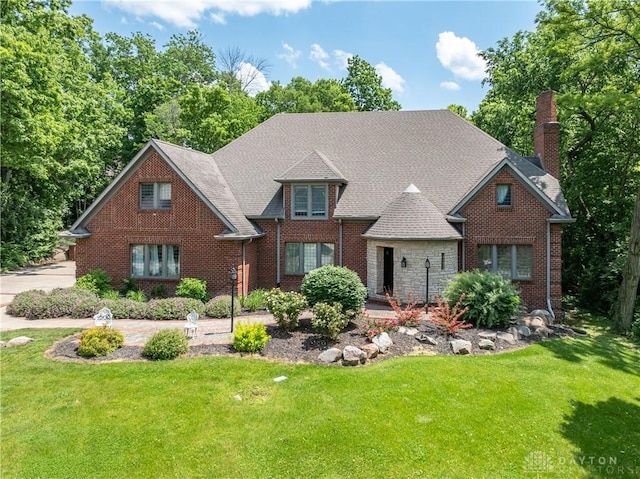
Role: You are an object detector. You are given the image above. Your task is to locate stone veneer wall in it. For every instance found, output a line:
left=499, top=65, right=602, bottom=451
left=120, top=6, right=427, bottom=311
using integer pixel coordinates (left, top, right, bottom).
left=366, top=240, right=459, bottom=303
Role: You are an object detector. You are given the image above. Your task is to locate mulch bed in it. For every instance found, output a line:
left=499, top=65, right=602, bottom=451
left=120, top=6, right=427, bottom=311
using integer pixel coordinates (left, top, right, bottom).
left=46, top=318, right=573, bottom=365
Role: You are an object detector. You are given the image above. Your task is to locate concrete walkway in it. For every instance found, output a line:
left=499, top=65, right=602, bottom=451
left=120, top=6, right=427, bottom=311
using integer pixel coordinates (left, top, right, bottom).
left=0, top=260, right=395, bottom=346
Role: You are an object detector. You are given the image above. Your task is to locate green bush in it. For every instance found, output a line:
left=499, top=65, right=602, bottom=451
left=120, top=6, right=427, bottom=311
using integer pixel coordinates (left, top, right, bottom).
left=264, top=288, right=307, bottom=331
left=148, top=298, right=205, bottom=320
left=6, top=290, right=48, bottom=317
left=77, top=326, right=124, bottom=358
left=101, top=290, right=121, bottom=300
left=118, top=278, right=139, bottom=297
left=150, top=284, right=168, bottom=299
left=301, top=265, right=367, bottom=314
left=7, top=287, right=100, bottom=319
left=142, top=329, right=189, bottom=360
left=632, top=316, right=640, bottom=342
left=175, top=278, right=208, bottom=302
left=75, top=269, right=112, bottom=296
left=205, top=295, right=240, bottom=318
left=126, top=289, right=147, bottom=302
left=233, top=322, right=271, bottom=353
left=240, top=289, right=267, bottom=312
left=312, top=302, right=349, bottom=340
left=99, top=298, right=149, bottom=319
left=444, top=270, right=522, bottom=328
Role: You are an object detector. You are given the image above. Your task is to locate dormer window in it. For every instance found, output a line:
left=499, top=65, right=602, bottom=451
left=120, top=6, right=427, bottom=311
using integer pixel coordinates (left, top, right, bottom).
left=496, top=184, right=512, bottom=207
left=292, top=185, right=327, bottom=219
left=140, top=183, right=171, bottom=210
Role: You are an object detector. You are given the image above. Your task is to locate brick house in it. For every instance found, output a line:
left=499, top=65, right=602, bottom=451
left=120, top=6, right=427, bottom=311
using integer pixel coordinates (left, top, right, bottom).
left=68, top=91, right=573, bottom=316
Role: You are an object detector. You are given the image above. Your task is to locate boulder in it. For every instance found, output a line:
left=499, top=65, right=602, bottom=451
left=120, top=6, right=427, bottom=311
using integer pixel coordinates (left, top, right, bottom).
left=518, top=316, right=547, bottom=328
left=342, top=345, right=367, bottom=366
left=404, top=327, right=418, bottom=336
left=515, top=326, right=531, bottom=337
left=372, top=332, right=393, bottom=353
left=450, top=339, right=472, bottom=355
left=477, top=331, right=497, bottom=340
left=508, top=327, right=521, bottom=340
left=7, top=336, right=34, bottom=347
left=361, top=343, right=379, bottom=359
left=416, top=333, right=438, bottom=345
left=530, top=309, right=554, bottom=325
left=478, top=339, right=495, bottom=350
left=496, top=332, right=517, bottom=345
left=531, top=327, right=551, bottom=338
left=318, top=348, right=343, bottom=363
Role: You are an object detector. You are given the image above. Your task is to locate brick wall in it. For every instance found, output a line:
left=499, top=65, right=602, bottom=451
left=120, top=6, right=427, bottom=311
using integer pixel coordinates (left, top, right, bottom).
left=460, top=167, right=563, bottom=312
left=76, top=150, right=243, bottom=297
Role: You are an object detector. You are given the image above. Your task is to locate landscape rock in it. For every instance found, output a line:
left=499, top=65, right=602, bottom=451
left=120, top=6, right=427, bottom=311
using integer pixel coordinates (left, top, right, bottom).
left=372, top=332, right=393, bottom=353
left=415, top=333, right=438, bottom=345
left=7, top=336, right=34, bottom=347
left=478, top=339, right=495, bottom=350
left=508, top=327, right=521, bottom=340
left=360, top=343, right=379, bottom=359
left=477, top=331, right=497, bottom=340
left=496, top=332, right=517, bottom=345
left=531, top=327, right=551, bottom=338
left=515, top=326, right=531, bottom=337
left=450, top=339, right=473, bottom=355
left=318, top=348, right=343, bottom=363
left=0, top=341, right=5, bottom=348
left=518, top=316, right=547, bottom=328
left=342, top=345, right=367, bottom=366
left=530, top=309, right=554, bottom=325
left=404, top=327, right=418, bottom=336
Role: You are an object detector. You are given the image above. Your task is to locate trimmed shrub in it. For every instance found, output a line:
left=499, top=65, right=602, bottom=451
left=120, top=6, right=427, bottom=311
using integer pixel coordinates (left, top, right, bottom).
left=75, top=269, right=112, bottom=296
left=444, top=270, right=522, bottom=328
left=264, top=288, right=307, bottom=331
left=240, top=289, right=267, bottom=312
left=205, top=295, right=241, bottom=318
left=175, top=278, right=208, bottom=302
left=77, top=326, right=124, bottom=358
left=101, top=290, right=121, bottom=300
left=386, top=292, right=423, bottom=327
left=312, top=302, right=349, bottom=340
left=148, top=298, right=205, bottom=320
left=142, top=329, right=189, bottom=360
left=7, top=287, right=100, bottom=319
left=6, top=290, right=48, bottom=317
left=150, top=284, right=168, bottom=299
left=99, top=299, right=150, bottom=319
left=233, top=322, right=271, bottom=353
left=301, top=265, right=367, bottom=314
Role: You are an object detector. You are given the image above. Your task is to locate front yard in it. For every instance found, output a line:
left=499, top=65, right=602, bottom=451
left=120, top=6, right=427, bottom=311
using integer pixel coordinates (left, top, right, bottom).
left=1, top=325, right=638, bottom=478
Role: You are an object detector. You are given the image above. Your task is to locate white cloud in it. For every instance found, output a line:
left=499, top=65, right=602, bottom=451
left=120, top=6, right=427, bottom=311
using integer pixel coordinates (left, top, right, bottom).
left=210, top=12, right=226, bottom=24
left=436, top=31, right=486, bottom=81
left=309, top=43, right=330, bottom=70
left=105, top=0, right=312, bottom=29
left=440, top=81, right=460, bottom=91
left=278, top=42, right=301, bottom=68
left=375, top=62, right=405, bottom=94
left=149, top=21, right=164, bottom=31
left=333, top=49, right=353, bottom=70
left=237, top=62, right=271, bottom=97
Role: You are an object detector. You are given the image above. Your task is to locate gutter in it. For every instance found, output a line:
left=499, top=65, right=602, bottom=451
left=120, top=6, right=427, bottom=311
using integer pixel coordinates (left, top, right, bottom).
left=276, top=218, right=281, bottom=287
left=338, top=219, right=343, bottom=266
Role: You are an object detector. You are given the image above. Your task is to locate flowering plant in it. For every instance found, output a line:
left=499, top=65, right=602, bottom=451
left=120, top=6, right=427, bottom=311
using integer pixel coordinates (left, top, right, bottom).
left=385, top=292, right=423, bottom=327
left=363, top=309, right=399, bottom=339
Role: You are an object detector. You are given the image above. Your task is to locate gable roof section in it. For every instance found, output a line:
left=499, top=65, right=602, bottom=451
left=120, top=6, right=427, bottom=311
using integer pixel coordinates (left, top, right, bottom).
left=450, top=151, right=571, bottom=218
left=363, top=184, right=462, bottom=240
left=70, top=140, right=262, bottom=239
left=275, top=150, right=348, bottom=183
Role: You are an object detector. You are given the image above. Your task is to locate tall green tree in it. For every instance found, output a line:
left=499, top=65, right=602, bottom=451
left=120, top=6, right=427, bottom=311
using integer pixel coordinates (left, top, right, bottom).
left=341, top=55, right=401, bottom=111
left=1, top=0, right=124, bottom=268
left=473, top=0, right=640, bottom=324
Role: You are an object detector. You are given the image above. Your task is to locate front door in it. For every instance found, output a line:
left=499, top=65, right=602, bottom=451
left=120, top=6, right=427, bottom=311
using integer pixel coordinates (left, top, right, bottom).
left=383, top=247, right=394, bottom=293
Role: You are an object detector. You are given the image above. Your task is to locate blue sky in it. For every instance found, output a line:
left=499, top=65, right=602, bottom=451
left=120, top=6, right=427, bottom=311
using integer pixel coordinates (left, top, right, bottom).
left=70, top=1, right=541, bottom=112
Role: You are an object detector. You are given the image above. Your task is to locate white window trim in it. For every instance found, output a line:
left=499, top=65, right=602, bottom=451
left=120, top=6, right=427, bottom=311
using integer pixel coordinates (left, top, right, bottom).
left=140, top=182, right=172, bottom=210
left=479, top=244, right=532, bottom=280
left=291, top=184, right=328, bottom=220
left=131, top=244, right=180, bottom=278
left=285, top=242, right=334, bottom=274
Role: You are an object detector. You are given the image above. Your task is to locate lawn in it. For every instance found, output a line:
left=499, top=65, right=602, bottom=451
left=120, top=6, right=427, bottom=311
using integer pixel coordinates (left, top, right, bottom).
left=1, top=326, right=638, bottom=479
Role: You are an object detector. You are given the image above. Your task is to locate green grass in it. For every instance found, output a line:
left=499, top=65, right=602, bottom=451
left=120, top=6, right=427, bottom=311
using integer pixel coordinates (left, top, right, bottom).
left=1, top=327, right=639, bottom=479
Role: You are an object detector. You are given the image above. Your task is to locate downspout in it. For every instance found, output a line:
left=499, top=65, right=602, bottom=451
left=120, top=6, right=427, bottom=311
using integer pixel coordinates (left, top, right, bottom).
left=461, top=223, right=466, bottom=271
left=242, top=239, right=253, bottom=296
left=276, top=218, right=281, bottom=287
left=338, top=219, right=343, bottom=266
left=546, top=221, right=555, bottom=320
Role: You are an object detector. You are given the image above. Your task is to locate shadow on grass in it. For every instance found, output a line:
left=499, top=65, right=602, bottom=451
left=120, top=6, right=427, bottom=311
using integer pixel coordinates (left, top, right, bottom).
left=538, top=327, right=640, bottom=378
left=560, top=397, right=640, bottom=478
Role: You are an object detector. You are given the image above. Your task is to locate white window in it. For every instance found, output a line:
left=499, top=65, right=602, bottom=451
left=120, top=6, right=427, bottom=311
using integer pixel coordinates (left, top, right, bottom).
left=285, top=243, right=334, bottom=274
left=140, top=183, right=172, bottom=209
left=478, top=244, right=532, bottom=280
left=496, top=184, right=512, bottom=207
left=131, top=244, right=180, bottom=278
left=292, top=185, right=327, bottom=219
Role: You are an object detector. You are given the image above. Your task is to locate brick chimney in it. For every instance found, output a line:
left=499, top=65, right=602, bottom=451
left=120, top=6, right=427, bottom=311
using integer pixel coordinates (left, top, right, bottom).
left=534, top=91, right=561, bottom=180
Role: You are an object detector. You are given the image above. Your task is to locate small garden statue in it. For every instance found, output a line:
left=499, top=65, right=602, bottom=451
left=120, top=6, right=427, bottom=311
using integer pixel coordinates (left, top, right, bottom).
left=93, top=307, right=113, bottom=328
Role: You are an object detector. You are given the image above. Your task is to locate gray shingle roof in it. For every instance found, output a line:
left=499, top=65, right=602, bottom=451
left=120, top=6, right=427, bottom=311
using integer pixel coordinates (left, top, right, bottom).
left=363, top=185, right=463, bottom=240
left=275, top=150, right=348, bottom=183
left=211, top=110, right=570, bottom=220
